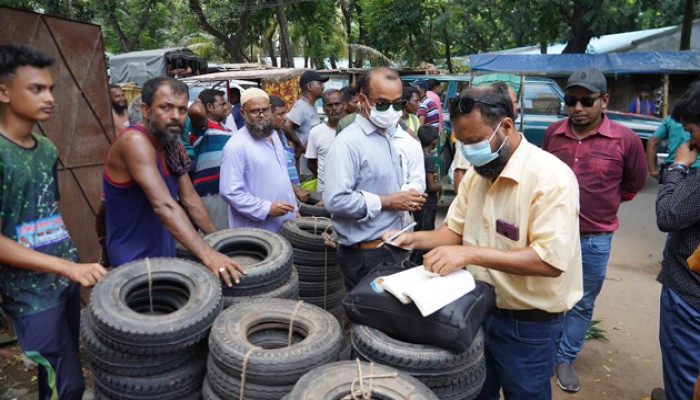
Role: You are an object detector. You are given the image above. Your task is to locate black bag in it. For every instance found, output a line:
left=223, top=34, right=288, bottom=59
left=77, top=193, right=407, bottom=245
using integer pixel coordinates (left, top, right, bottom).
left=343, top=262, right=495, bottom=353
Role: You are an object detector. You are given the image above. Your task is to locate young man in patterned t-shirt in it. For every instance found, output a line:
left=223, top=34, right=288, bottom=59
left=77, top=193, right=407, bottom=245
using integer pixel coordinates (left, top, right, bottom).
left=0, top=43, right=108, bottom=400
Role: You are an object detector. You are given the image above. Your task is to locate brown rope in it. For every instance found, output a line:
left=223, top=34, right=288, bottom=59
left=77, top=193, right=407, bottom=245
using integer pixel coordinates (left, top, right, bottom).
left=310, top=217, right=338, bottom=310
left=239, top=347, right=259, bottom=400
left=339, top=359, right=398, bottom=400
left=146, top=258, right=154, bottom=315
left=288, top=300, right=305, bottom=346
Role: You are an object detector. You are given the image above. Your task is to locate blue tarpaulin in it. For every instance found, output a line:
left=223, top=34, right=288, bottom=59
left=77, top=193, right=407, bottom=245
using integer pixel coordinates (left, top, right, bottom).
left=470, top=51, right=700, bottom=76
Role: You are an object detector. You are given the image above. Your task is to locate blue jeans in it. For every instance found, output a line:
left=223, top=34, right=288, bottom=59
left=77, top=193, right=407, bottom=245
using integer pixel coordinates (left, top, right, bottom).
left=659, top=286, right=700, bottom=400
left=476, top=312, right=564, bottom=400
left=12, top=285, right=84, bottom=400
left=557, top=232, right=612, bottom=364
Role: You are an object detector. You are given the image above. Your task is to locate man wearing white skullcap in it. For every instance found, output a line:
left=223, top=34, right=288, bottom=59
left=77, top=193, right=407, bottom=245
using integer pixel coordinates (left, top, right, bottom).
left=219, top=88, right=298, bottom=232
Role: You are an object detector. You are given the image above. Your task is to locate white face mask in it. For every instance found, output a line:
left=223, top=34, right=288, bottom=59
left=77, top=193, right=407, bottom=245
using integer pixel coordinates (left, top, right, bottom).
left=365, top=99, right=402, bottom=129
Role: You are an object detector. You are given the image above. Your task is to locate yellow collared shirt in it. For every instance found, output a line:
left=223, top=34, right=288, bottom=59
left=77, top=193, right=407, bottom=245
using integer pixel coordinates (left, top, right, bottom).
left=445, top=135, right=583, bottom=312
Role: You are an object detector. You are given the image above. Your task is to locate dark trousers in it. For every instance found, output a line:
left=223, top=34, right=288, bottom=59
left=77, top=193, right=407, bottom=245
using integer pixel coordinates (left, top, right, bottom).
left=12, top=285, right=84, bottom=400
left=410, top=205, right=437, bottom=265
left=338, top=246, right=396, bottom=291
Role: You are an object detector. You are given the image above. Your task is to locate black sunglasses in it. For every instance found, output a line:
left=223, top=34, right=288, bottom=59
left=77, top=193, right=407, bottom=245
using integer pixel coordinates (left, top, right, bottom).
left=373, top=100, right=406, bottom=112
left=564, top=94, right=604, bottom=107
left=450, top=97, right=499, bottom=115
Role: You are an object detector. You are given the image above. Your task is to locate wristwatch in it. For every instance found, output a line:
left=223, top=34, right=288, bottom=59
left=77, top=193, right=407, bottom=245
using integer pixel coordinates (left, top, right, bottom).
left=667, top=163, right=690, bottom=174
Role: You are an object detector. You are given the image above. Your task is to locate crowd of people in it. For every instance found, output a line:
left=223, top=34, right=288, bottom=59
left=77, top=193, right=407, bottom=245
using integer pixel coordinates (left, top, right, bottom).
left=1, top=42, right=699, bottom=400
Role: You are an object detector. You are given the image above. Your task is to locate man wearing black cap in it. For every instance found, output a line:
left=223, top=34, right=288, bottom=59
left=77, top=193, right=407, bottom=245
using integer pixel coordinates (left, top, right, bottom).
left=543, top=67, right=647, bottom=393
left=283, top=70, right=329, bottom=158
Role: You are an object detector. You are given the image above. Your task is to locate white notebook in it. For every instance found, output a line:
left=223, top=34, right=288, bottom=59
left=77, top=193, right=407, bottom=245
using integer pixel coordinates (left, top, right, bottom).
left=378, top=266, right=476, bottom=317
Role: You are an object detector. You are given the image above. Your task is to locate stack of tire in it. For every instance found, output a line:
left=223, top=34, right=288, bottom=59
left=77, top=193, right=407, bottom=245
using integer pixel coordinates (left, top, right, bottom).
left=82, top=258, right=222, bottom=399
left=281, top=360, right=440, bottom=400
left=280, top=218, right=345, bottom=322
left=203, top=298, right=342, bottom=400
left=201, top=228, right=299, bottom=308
left=298, top=191, right=330, bottom=218
left=351, top=324, right=486, bottom=400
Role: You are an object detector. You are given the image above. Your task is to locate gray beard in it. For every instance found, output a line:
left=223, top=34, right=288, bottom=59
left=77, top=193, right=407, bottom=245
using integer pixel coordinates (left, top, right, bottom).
left=148, top=118, right=182, bottom=147
left=474, top=141, right=512, bottom=179
left=246, top=118, right=274, bottom=139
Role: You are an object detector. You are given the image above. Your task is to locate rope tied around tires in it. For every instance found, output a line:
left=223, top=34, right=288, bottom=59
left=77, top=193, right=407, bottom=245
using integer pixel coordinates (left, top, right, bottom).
left=239, top=345, right=260, bottom=400
left=311, top=216, right=338, bottom=310
left=145, top=257, right=154, bottom=314
left=340, top=359, right=398, bottom=400
left=287, top=300, right=304, bottom=346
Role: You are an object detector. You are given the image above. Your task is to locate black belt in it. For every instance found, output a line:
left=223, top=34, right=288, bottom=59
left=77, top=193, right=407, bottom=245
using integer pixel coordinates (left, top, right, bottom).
left=581, top=232, right=610, bottom=237
left=491, top=307, right=562, bottom=322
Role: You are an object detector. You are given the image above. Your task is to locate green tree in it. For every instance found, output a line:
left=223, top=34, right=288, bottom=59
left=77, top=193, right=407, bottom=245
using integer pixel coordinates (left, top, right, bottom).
left=188, top=0, right=256, bottom=63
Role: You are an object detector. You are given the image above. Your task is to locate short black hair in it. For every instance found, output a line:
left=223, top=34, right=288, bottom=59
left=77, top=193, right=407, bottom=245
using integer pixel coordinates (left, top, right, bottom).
left=671, top=80, right=700, bottom=126
left=269, top=95, right=285, bottom=111
left=449, top=87, right=515, bottom=127
left=417, top=125, right=439, bottom=148
left=0, top=43, right=54, bottom=82
left=199, top=88, right=224, bottom=107
left=361, top=68, right=400, bottom=96
left=427, top=79, right=440, bottom=91
left=109, top=84, right=122, bottom=91
left=340, top=86, right=357, bottom=102
left=141, top=77, right=189, bottom=107
left=402, top=86, right=419, bottom=102
left=322, top=89, right=342, bottom=104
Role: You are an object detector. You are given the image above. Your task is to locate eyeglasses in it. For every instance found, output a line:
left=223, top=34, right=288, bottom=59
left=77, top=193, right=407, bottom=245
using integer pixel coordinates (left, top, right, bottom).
left=245, top=106, right=272, bottom=116
left=372, top=100, right=406, bottom=112
left=564, top=94, right=603, bottom=107
left=450, top=97, right=499, bottom=115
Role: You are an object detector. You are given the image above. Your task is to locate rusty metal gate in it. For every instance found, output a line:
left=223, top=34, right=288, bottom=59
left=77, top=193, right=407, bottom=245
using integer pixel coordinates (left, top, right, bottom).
left=1, top=6, right=114, bottom=263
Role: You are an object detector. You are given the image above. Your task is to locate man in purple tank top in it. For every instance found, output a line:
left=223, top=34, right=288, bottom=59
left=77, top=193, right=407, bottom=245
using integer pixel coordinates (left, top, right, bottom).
left=97, top=77, right=246, bottom=286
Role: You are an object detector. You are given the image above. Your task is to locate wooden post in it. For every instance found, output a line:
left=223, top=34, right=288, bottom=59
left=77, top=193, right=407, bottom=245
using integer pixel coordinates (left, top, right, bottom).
left=663, top=74, right=670, bottom=118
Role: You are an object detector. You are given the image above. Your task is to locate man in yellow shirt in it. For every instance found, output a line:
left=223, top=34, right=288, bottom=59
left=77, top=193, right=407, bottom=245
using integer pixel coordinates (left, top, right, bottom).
left=384, top=87, right=583, bottom=400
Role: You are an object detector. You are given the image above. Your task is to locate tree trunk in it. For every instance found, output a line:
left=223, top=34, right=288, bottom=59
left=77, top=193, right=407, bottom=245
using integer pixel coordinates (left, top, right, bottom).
left=562, top=2, right=594, bottom=54
left=354, top=1, right=365, bottom=68
left=680, top=0, right=695, bottom=50
left=540, top=42, right=547, bottom=54
left=277, top=5, right=294, bottom=68
left=189, top=0, right=254, bottom=63
left=330, top=58, right=338, bottom=69
left=441, top=6, right=452, bottom=73
left=340, top=0, right=353, bottom=68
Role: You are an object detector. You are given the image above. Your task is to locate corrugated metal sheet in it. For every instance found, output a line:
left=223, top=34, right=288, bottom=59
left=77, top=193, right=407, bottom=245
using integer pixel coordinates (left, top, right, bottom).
left=0, top=6, right=113, bottom=263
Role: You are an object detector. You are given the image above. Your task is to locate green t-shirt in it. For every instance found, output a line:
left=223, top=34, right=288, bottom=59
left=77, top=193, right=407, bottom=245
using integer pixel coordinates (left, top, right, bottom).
left=0, top=133, right=78, bottom=317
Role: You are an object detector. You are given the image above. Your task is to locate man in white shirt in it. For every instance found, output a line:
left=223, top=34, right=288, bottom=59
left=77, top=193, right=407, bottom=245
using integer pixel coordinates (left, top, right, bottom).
left=306, top=89, right=344, bottom=192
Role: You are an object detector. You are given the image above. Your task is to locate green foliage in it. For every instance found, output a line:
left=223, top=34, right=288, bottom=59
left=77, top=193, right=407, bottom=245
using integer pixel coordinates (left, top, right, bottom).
left=5, top=0, right=700, bottom=65
left=585, top=319, right=609, bottom=342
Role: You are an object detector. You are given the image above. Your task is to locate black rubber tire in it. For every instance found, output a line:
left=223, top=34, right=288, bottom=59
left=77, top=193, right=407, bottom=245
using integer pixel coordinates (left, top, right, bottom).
left=337, top=332, right=352, bottom=361
left=306, top=190, right=323, bottom=204
left=206, top=356, right=293, bottom=400
left=351, top=324, right=485, bottom=394
left=81, top=310, right=198, bottom=377
left=294, top=262, right=343, bottom=283
left=300, top=287, right=346, bottom=310
left=292, top=247, right=339, bottom=267
left=203, top=228, right=293, bottom=296
left=88, top=258, right=222, bottom=355
left=283, top=360, right=439, bottom=400
left=201, top=377, right=221, bottom=400
left=92, top=350, right=206, bottom=400
left=298, top=202, right=330, bottom=218
left=298, top=275, right=345, bottom=297
left=223, top=267, right=300, bottom=308
left=280, top=218, right=337, bottom=252
left=208, top=298, right=342, bottom=386
left=430, top=360, right=487, bottom=400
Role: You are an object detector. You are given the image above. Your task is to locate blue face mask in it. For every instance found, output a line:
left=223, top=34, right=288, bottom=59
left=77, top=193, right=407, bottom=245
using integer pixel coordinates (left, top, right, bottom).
left=459, top=121, right=506, bottom=167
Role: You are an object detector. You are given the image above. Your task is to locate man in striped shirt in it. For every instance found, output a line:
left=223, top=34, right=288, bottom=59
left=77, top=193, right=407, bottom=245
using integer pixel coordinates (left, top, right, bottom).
left=412, top=80, right=440, bottom=129
left=191, top=88, right=234, bottom=230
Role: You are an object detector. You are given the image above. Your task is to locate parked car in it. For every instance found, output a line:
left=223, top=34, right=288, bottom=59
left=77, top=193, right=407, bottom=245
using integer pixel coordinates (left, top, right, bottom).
left=401, top=74, right=665, bottom=168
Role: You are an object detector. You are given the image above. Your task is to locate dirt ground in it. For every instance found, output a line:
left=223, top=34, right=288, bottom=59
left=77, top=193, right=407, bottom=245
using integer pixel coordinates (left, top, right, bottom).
left=0, top=178, right=667, bottom=400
